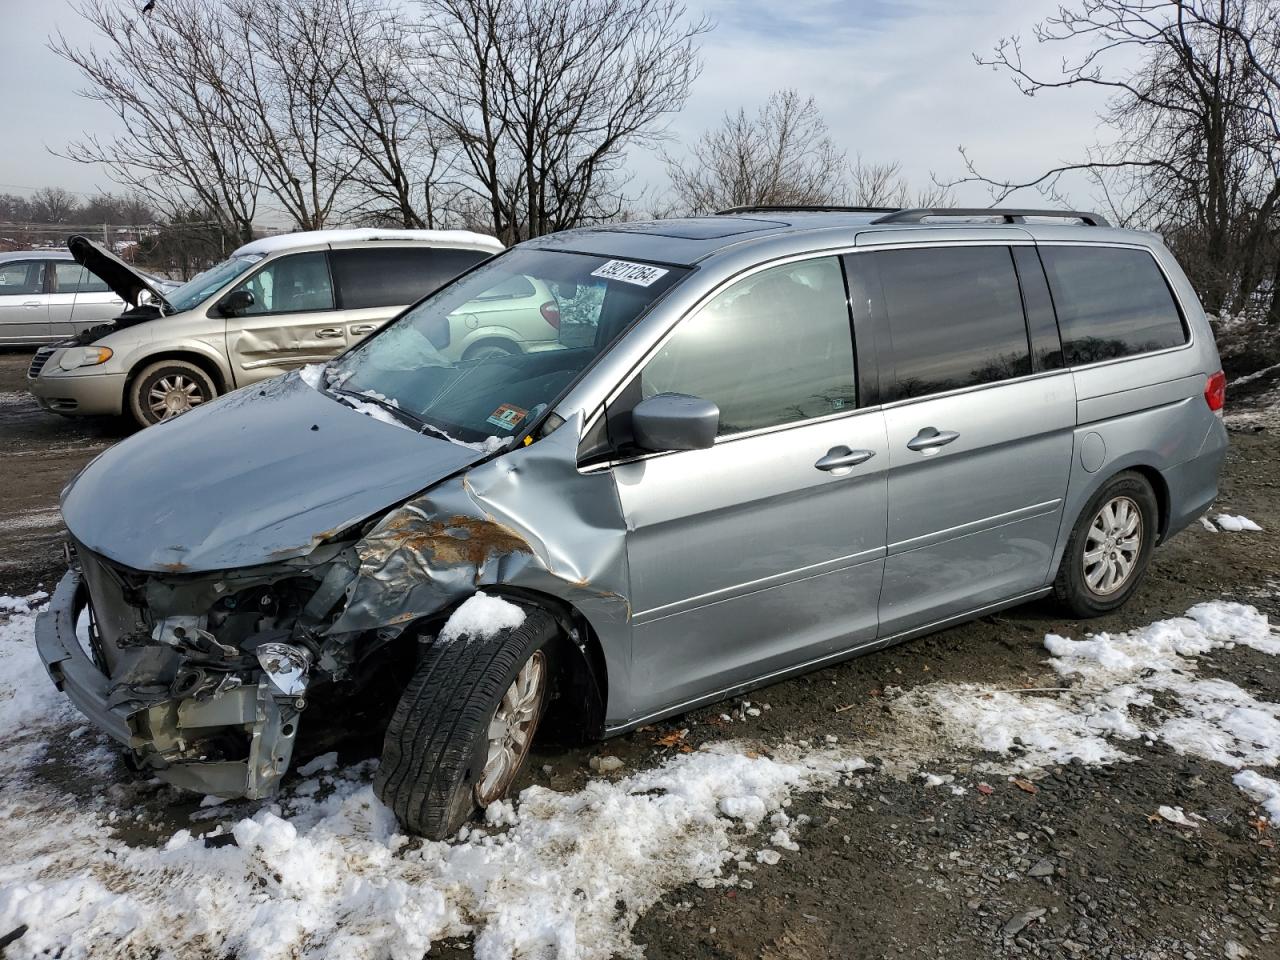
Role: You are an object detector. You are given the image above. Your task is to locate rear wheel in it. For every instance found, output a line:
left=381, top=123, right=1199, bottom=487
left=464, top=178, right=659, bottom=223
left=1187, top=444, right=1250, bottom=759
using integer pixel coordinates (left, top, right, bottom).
left=128, top=359, right=217, bottom=427
left=1054, top=471, right=1158, bottom=617
left=374, top=606, right=556, bottom=838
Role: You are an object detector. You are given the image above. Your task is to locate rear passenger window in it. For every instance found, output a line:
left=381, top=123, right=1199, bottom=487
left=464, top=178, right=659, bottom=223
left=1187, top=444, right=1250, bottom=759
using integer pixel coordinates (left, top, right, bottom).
left=638, top=257, right=856, bottom=436
left=1039, top=246, right=1187, bottom=365
left=876, top=246, right=1031, bottom=401
left=54, top=262, right=109, bottom=294
left=332, top=247, right=490, bottom=309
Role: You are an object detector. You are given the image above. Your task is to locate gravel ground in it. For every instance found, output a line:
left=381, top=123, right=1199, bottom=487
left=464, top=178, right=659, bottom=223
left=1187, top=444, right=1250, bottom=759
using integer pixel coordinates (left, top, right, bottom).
left=1, top=347, right=1278, bottom=960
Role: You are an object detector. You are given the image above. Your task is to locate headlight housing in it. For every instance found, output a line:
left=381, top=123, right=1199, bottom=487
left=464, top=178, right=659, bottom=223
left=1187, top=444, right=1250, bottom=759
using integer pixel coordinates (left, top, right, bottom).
left=57, top=346, right=113, bottom=371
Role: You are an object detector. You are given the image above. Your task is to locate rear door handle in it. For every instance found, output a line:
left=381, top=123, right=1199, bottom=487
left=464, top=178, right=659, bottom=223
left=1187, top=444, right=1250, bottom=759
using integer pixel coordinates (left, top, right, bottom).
left=349, top=323, right=377, bottom=336
left=906, top=427, right=960, bottom=452
left=815, top=446, right=876, bottom=472
left=315, top=327, right=344, bottom=339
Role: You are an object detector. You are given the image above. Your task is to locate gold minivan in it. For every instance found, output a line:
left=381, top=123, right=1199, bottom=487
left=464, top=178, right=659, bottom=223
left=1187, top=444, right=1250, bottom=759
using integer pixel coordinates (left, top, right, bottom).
left=27, top=229, right=504, bottom=426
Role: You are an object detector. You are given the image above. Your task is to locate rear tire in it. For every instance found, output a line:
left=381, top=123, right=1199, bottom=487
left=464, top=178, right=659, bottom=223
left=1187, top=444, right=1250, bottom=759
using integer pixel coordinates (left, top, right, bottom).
left=1054, top=471, right=1158, bottom=618
left=128, top=359, right=217, bottom=428
left=374, top=606, right=557, bottom=839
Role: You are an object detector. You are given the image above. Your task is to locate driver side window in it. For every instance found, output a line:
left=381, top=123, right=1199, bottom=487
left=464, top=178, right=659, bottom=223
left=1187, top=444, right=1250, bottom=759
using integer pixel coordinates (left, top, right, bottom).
left=638, top=257, right=857, bottom=436
left=232, top=252, right=334, bottom=315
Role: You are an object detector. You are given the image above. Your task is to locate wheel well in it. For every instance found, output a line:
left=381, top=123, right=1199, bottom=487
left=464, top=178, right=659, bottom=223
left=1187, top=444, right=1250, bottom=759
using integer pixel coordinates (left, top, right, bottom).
left=1126, top=464, right=1171, bottom=540
left=125, top=351, right=228, bottom=401
left=462, top=337, right=519, bottom=359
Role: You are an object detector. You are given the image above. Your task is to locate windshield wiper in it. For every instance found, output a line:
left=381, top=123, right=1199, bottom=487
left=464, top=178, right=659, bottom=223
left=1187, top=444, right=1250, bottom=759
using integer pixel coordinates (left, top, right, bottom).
left=332, top=387, right=418, bottom=426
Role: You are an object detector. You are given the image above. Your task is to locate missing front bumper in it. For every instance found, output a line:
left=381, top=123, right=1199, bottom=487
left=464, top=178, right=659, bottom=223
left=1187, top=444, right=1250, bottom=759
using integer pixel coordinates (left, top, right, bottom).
left=36, top=568, right=300, bottom=798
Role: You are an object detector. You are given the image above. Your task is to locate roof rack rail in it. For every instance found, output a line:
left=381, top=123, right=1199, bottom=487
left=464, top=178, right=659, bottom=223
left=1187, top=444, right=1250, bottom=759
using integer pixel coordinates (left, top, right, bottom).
left=716, top=204, right=901, bottom=215
left=871, top=208, right=1111, bottom=228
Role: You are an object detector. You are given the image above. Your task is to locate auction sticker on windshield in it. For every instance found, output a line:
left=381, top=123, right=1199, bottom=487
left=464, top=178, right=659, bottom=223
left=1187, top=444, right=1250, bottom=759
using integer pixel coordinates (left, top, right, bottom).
left=590, top=259, right=670, bottom=287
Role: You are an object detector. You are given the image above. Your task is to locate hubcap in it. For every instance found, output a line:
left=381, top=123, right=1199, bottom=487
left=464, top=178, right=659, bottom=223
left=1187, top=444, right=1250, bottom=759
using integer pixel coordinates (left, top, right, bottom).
left=476, top=650, right=546, bottom=805
left=147, top=374, right=206, bottom=420
left=1083, top=495, right=1142, bottom=596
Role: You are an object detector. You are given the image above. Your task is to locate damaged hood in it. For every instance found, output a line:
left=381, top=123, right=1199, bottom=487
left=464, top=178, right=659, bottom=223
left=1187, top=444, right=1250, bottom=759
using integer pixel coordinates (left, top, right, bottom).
left=61, top=374, right=486, bottom=573
left=68, top=234, right=172, bottom=309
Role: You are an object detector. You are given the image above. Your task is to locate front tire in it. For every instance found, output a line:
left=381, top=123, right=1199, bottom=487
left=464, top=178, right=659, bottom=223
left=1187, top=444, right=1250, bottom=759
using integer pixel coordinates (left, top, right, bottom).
left=374, top=606, right=557, bottom=839
left=1054, top=471, right=1158, bottom=618
left=128, top=359, right=217, bottom=427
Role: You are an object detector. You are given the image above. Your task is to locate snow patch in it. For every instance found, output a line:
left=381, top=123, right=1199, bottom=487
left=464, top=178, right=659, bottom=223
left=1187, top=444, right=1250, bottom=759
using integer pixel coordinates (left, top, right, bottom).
left=1233, top=769, right=1280, bottom=822
left=892, top=602, right=1280, bottom=771
left=0, top=592, right=48, bottom=615
left=1214, top=513, right=1263, bottom=532
left=438, top=592, right=527, bottom=643
left=298, top=363, right=326, bottom=390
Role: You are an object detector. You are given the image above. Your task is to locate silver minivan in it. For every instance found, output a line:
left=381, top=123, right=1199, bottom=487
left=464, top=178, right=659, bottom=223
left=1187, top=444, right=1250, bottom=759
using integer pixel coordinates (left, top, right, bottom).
left=37, top=208, right=1228, bottom=838
left=27, top=229, right=504, bottom=425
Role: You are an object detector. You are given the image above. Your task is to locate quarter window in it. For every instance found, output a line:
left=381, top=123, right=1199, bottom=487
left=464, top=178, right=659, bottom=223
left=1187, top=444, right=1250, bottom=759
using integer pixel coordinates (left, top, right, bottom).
left=231, top=251, right=334, bottom=315
left=876, top=246, right=1031, bottom=401
left=331, top=247, right=491, bottom=309
left=638, top=257, right=856, bottom=436
left=1039, top=246, right=1187, bottom=365
left=53, top=262, right=109, bottom=294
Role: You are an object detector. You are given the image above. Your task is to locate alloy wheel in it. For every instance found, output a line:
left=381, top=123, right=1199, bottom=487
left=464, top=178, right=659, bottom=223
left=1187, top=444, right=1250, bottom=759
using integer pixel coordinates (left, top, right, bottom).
left=1082, top=495, right=1143, bottom=596
left=147, top=373, right=206, bottom=420
left=476, top=649, right=546, bottom=805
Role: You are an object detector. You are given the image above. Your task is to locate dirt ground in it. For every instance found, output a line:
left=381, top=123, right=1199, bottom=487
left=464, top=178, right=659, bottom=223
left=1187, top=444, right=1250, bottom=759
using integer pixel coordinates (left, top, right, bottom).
left=2, top=348, right=1279, bottom=960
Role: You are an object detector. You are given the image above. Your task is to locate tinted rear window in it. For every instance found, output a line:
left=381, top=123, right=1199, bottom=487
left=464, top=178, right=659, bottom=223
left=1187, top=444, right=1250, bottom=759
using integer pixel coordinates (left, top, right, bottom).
left=1039, top=246, right=1187, bottom=365
left=876, top=246, right=1031, bottom=401
left=331, top=247, right=491, bottom=309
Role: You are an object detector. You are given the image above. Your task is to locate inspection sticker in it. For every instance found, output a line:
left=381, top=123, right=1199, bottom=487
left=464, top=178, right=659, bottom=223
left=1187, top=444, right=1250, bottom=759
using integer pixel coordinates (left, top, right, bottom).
left=590, top=259, right=669, bottom=287
left=486, top=403, right=529, bottom=430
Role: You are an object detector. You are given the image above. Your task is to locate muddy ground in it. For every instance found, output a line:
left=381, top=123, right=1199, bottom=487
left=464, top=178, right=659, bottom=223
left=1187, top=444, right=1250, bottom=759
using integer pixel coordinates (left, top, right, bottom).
left=2, top=348, right=1279, bottom=960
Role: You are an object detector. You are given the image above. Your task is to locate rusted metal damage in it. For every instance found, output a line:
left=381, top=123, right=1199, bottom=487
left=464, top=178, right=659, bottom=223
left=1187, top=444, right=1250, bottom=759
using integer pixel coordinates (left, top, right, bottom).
left=329, top=416, right=633, bottom=646
left=40, top=415, right=635, bottom=801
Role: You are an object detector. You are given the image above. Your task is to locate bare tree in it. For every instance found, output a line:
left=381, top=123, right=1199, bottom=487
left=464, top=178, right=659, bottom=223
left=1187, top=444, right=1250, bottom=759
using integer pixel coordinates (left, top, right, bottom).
left=664, top=90, right=848, bottom=213
left=52, top=0, right=263, bottom=243
left=850, top=156, right=952, bottom=208
left=946, top=0, right=1280, bottom=315
left=421, top=0, right=708, bottom=241
left=307, top=0, right=462, bottom=228
left=29, top=187, right=79, bottom=224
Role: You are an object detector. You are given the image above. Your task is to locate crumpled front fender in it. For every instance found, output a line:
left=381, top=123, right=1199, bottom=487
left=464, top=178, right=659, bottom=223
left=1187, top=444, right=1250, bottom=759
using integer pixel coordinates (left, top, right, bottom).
left=329, top=417, right=634, bottom=719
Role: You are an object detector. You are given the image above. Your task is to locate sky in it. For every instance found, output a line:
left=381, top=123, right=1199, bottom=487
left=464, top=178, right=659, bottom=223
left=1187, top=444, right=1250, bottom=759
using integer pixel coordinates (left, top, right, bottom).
left=0, top=0, right=1119, bottom=223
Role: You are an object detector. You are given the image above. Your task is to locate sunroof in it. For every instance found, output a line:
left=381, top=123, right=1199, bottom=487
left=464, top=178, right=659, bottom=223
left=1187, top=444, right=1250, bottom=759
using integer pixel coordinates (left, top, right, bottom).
left=598, top=217, right=787, bottom=240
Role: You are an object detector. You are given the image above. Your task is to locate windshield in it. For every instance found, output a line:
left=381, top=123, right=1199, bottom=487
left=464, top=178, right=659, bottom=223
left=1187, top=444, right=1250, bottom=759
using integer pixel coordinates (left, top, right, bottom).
left=165, top=254, right=263, bottom=313
left=328, top=248, right=688, bottom=444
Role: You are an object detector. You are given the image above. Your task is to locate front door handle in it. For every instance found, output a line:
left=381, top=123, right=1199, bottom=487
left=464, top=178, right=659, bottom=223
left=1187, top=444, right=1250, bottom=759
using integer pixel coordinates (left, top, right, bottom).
left=349, top=323, right=377, bottom=336
left=315, top=327, right=344, bottom=339
left=23, top=300, right=42, bottom=309
left=815, top=446, right=876, bottom=472
left=906, top=427, right=960, bottom=452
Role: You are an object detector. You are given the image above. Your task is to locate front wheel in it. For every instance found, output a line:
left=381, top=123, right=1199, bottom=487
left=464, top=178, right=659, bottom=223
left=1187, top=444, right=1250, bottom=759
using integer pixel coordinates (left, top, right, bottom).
left=128, top=359, right=217, bottom=427
left=1054, top=471, right=1158, bottom=617
left=374, top=605, right=557, bottom=838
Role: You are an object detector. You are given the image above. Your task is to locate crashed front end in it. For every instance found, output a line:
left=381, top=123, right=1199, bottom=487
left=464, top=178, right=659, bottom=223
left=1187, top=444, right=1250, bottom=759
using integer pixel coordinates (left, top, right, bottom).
left=37, top=541, right=356, bottom=799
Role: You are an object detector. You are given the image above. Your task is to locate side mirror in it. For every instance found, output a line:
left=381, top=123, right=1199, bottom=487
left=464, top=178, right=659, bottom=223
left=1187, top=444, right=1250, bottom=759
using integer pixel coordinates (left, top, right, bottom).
left=218, top=288, right=255, bottom=317
left=631, top=393, right=719, bottom=452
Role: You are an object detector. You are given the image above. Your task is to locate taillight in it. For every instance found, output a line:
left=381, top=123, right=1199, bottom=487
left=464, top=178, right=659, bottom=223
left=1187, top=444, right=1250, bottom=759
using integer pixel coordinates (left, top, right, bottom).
left=1204, top=370, right=1226, bottom=414
left=539, top=300, right=561, bottom=329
